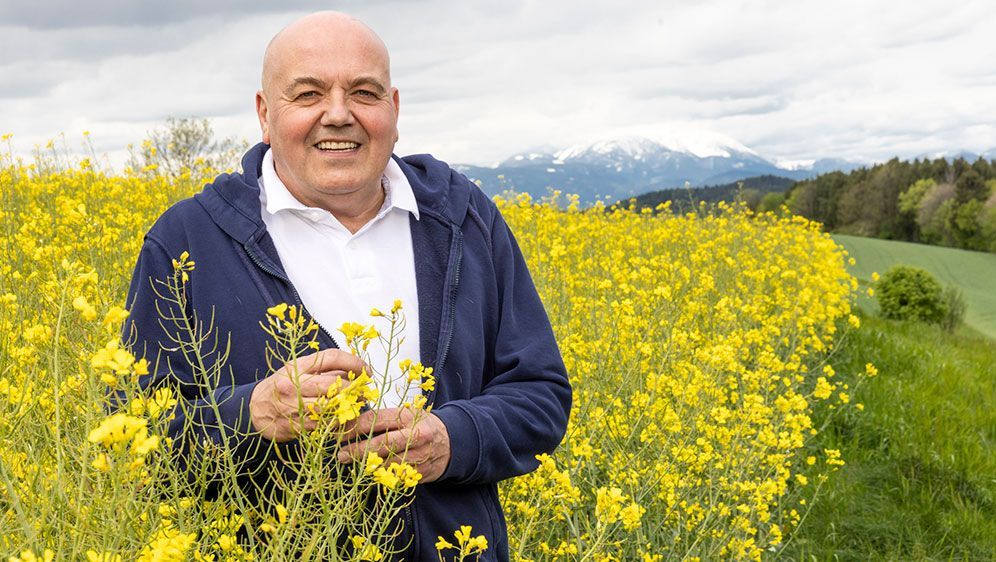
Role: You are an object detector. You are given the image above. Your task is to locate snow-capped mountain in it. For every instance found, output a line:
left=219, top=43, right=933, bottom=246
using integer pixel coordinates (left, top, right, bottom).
left=914, top=149, right=996, bottom=162
left=555, top=133, right=760, bottom=161
left=455, top=135, right=863, bottom=204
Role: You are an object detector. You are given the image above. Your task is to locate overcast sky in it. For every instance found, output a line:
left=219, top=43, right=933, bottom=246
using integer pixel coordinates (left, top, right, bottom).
left=1, top=0, right=994, bottom=167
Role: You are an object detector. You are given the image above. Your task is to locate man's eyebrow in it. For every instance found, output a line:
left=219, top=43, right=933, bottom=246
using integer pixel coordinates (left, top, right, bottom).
left=347, top=76, right=388, bottom=92
left=285, top=76, right=328, bottom=92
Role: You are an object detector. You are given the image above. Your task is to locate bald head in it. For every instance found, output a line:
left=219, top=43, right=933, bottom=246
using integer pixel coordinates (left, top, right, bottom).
left=262, top=11, right=391, bottom=95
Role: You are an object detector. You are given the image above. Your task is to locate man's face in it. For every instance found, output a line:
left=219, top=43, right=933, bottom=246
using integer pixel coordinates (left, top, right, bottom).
left=256, top=21, right=399, bottom=206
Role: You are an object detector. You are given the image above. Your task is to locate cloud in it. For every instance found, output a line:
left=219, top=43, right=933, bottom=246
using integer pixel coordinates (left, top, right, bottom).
left=2, top=0, right=995, bottom=169
left=0, top=22, right=216, bottom=65
left=876, top=3, right=984, bottom=49
left=0, top=60, right=76, bottom=98
left=0, top=0, right=330, bottom=29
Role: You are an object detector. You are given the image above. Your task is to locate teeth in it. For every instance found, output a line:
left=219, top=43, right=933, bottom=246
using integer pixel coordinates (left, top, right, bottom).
left=316, top=141, right=359, bottom=150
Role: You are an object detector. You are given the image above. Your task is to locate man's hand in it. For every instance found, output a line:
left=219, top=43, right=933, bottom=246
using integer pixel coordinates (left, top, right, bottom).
left=250, top=348, right=367, bottom=442
left=338, top=407, right=451, bottom=483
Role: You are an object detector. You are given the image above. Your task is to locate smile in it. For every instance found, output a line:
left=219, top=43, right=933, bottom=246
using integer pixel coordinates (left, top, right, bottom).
left=315, top=141, right=360, bottom=151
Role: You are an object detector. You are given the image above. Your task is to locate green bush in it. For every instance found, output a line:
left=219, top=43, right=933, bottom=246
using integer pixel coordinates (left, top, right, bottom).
left=758, top=192, right=787, bottom=214
left=875, top=265, right=947, bottom=324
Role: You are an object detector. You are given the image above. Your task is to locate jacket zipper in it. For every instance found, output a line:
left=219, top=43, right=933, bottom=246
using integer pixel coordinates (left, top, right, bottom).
left=429, top=229, right=463, bottom=406
left=243, top=243, right=341, bottom=350
left=405, top=227, right=463, bottom=560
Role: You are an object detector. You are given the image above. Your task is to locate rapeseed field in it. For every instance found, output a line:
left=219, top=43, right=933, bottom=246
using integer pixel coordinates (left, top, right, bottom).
left=0, top=144, right=868, bottom=561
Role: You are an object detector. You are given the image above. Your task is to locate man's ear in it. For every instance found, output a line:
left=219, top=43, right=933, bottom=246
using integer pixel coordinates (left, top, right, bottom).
left=392, top=87, right=400, bottom=142
left=255, top=90, right=270, bottom=144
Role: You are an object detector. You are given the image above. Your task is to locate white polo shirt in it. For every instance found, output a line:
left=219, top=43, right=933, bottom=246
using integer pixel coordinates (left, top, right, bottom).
left=258, top=149, right=421, bottom=408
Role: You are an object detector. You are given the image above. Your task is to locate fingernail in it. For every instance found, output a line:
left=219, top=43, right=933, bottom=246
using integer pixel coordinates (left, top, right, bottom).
left=337, top=452, right=350, bottom=463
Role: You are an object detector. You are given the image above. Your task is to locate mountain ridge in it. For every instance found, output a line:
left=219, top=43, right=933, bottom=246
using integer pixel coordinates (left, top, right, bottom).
left=455, top=135, right=864, bottom=203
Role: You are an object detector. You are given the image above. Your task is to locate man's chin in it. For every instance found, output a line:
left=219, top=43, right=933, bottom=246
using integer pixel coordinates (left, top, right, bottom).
left=311, top=177, right=381, bottom=196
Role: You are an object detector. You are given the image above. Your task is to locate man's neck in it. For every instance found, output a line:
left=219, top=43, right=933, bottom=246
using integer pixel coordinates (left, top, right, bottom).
left=307, top=186, right=386, bottom=234
left=274, top=172, right=386, bottom=235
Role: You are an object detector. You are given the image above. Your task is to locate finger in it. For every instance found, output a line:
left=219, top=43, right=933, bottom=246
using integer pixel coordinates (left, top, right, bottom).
left=274, top=393, right=322, bottom=416
left=288, top=396, right=340, bottom=434
left=295, top=348, right=367, bottom=376
left=338, top=428, right=411, bottom=464
left=295, top=371, right=351, bottom=398
left=340, top=407, right=412, bottom=441
left=271, top=370, right=350, bottom=400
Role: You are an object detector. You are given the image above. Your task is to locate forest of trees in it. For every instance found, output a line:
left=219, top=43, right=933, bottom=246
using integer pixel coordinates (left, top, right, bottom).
left=775, top=156, right=996, bottom=253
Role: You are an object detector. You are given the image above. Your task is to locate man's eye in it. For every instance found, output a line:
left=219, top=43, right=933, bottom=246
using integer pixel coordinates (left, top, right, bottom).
left=296, top=91, right=319, bottom=100
left=355, top=90, right=378, bottom=98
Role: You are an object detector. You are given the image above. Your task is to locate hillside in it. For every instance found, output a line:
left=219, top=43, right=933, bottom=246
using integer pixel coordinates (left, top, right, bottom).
left=628, top=175, right=795, bottom=213
left=787, top=314, right=996, bottom=559
left=833, top=234, right=996, bottom=338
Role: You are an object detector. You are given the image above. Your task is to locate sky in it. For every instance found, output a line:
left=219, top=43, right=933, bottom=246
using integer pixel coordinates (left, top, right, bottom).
left=1, top=0, right=995, bottom=168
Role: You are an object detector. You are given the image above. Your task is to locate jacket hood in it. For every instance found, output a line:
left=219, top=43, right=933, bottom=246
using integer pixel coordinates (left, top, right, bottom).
left=195, top=143, right=472, bottom=244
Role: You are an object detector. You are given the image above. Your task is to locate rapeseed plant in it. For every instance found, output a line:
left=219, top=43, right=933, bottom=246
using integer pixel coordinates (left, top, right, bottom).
left=0, top=139, right=867, bottom=560
left=497, top=193, right=868, bottom=560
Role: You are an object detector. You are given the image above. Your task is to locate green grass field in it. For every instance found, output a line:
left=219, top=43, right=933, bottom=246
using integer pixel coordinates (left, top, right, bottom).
left=786, top=235, right=996, bottom=559
left=786, top=313, right=996, bottom=560
left=833, top=234, right=996, bottom=339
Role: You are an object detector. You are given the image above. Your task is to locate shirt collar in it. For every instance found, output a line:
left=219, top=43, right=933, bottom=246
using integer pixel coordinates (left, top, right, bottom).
left=259, top=148, right=420, bottom=221
left=383, top=156, right=420, bottom=220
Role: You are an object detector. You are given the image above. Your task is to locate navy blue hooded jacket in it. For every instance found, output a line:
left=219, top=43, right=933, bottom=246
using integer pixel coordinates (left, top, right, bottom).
left=124, top=143, right=571, bottom=561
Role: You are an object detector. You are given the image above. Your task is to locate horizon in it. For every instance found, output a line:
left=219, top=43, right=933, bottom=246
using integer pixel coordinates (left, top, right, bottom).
left=5, top=127, right=992, bottom=177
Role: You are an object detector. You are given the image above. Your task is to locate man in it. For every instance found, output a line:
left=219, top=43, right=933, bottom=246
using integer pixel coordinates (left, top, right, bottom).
left=125, top=11, right=570, bottom=561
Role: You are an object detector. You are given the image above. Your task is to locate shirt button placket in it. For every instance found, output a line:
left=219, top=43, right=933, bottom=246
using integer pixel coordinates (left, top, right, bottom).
left=345, top=240, right=358, bottom=281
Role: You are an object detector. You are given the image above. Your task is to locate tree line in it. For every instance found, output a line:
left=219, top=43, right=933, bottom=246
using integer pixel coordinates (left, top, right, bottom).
left=773, top=156, right=996, bottom=253
left=630, top=175, right=795, bottom=214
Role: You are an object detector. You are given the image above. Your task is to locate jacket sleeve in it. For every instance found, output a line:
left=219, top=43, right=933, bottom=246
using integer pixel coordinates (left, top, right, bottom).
left=433, top=209, right=571, bottom=484
left=122, top=236, right=273, bottom=483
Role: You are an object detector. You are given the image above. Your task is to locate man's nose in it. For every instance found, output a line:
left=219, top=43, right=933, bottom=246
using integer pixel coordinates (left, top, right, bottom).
left=320, top=91, right=354, bottom=126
